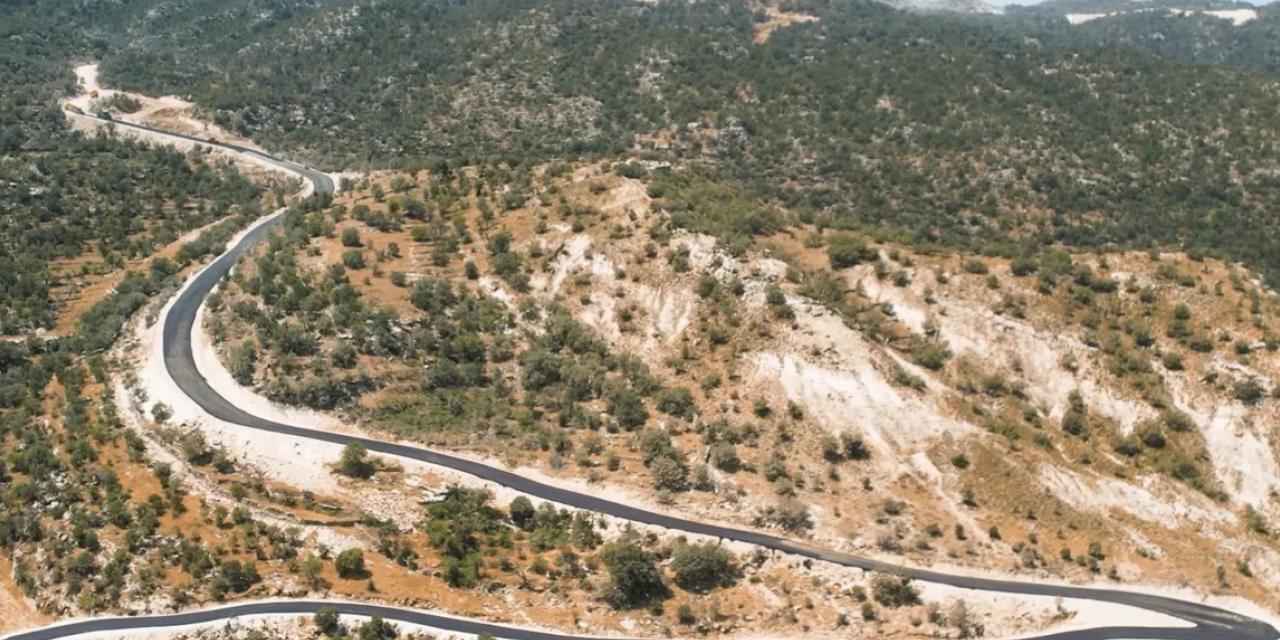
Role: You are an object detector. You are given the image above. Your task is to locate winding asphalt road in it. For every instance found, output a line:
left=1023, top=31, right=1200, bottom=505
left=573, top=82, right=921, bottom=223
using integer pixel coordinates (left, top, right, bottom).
left=12, top=114, right=1277, bottom=640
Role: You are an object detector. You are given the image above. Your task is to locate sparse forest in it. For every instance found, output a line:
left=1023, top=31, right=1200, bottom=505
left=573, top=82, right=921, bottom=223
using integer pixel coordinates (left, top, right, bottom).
left=7, top=0, right=1280, bottom=635
left=65, top=0, right=1280, bottom=287
left=0, top=4, right=259, bottom=335
left=0, top=1, right=284, bottom=621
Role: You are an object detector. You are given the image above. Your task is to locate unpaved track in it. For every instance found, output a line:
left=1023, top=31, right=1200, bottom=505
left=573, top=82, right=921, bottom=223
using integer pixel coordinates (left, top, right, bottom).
left=9, top=113, right=1276, bottom=640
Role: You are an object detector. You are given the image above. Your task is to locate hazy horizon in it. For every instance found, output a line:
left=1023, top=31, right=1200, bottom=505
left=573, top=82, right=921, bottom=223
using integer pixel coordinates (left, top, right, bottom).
left=993, top=0, right=1271, bottom=8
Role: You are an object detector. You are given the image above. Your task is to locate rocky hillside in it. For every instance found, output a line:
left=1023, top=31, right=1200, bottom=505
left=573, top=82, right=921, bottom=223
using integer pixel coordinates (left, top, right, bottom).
left=6, top=0, right=1280, bottom=635
left=207, top=159, right=1280, bottom=621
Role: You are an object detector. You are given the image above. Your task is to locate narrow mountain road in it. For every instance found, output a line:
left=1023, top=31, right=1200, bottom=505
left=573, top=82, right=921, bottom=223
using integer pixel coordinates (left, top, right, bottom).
left=11, top=114, right=1276, bottom=640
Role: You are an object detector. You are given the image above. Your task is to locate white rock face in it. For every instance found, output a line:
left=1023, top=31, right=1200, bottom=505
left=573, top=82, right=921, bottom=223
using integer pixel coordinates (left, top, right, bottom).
left=880, top=0, right=997, bottom=13
left=1173, top=7, right=1257, bottom=25
left=1067, top=7, right=1257, bottom=25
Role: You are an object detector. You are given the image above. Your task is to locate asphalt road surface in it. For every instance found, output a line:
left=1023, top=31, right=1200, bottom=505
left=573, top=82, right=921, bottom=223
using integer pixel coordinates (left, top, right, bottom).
left=15, top=114, right=1274, bottom=640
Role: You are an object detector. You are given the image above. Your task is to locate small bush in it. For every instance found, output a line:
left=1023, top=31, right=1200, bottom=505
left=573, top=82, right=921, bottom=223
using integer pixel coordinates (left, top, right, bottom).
left=827, top=234, right=878, bottom=269
left=337, top=443, right=376, bottom=479
left=670, top=542, right=737, bottom=592
left=962, top=259, right=989, bottom=275
left=871, top=575, right=921, bottom=608
left=841, top=431, right=871, bottom=460
left=656, top=387, right=696, bottom=419
left=151, top=402, right=172, bottom=424
left=1234, top=378, right=1265, bottom=405
left=649, top=455, right=689, bottom=492
left=892, top=365, right=926, bottom=391
left=911, top=340, right=951, bottom=371
left=763, top=499, right=812, bottom=532
left=314, top=608, right=340, bottom=635
left=1163, top=409, right=1196, bottom=432
left=710, top=442, right=740, bottom=472
left=600, top=542, right=669, bottom=609
left=342, top=250, right=366, bottom=269
left=677, top=604, right=697, bottom=625
left=509, top=496, right=536, bottom=529
left=1140, top=428, right=1166, bottom=449
left=335, top=548, right=366, bottom=579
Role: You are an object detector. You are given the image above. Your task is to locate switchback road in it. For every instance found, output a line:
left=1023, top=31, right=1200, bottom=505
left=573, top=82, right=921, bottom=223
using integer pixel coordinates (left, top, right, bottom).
left=12, top=112, right=1275, bottom=640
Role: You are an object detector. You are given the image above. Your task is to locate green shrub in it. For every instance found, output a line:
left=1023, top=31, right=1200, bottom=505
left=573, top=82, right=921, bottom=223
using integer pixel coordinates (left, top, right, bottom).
left=871, top=575, right=921, bottom=608
left=1234, top=378, right=1265, bottom=405
left=962, top=259, right=989, bottom=275
left=677, top=604, right=696, bottom=625
left=1113, top=437, right=1140, bottom=457
left=910, top=339, right=951, bottom=371
left=1163, top=409, right=1196, bottom=432
left=670, top=542, right=737, bottom=592
left=709, top=442, right=740, bottom=472
left=337, top=443, right=375, bottom=479
left=600, top=542, right=668, bottom=609
left=1140, top=428, right=1167, bottom=449
left=765, top=284, right=787, bottom=306
left=609, top=389, right=649, bottom=430
left=1188, top=335, right=1213, bottom=353
left=656, top=387, right=696, bottom=419
left=335, top=548, right=366, bottom=579
left=1246, top=505, right=1270, bottom=535
left=314, top=608, right=340, bottom=635
left=649, top=455, right=689, bottom=492
left=763, top=499, right=812, bottom=532
left=821, top=435, right=843, bottom=462
left=1010, top=256, right=1038, bottom=276
left=356, top=617, right=396, bottom=640
left=332, top=342, right=358, bottom=369
left=841, top=431, right=871, bottom=460
left=892, top=365, right=926, bottom=391
left=342, top=250, right=366, bottom=269
left=828, top=234, right=878, bottom=269
left=509, top=496, right=535, bottom=529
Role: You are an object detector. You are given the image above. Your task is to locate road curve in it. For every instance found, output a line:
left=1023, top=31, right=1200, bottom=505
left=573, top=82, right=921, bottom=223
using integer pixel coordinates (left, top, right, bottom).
left=2, top=601, right=624, bottom=640
left=22, top=114, right=1277, bottom=640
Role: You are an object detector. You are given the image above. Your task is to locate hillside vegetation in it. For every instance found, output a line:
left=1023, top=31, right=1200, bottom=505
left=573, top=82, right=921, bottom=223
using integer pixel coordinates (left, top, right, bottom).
left=0, top=4, right=316, bottom=630
left=7, top=0, right=1280, bottom=634
left=0, top=4, right=260, bottom=336
left=202, top=162, right=1280, bottom=621
left=84, top=0, right=1280, bottom=290
left=1005, top=3, right=1280, bottom=74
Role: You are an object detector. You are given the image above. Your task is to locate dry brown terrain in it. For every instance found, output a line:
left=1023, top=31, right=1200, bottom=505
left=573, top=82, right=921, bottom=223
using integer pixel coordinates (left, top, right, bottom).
left=751, top=4, right=819, bottom=44
left=198, top=161, right=1280, bottom=634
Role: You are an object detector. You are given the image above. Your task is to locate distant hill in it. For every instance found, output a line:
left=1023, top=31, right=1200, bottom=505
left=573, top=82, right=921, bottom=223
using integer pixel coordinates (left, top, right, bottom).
left=52, top=0, right=1280, bottom=289
left=1007, top=0, right=1254, bottom=16
left=1001, top=1, right=1280, bottom=73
